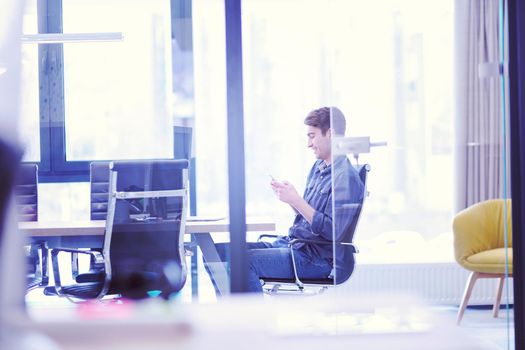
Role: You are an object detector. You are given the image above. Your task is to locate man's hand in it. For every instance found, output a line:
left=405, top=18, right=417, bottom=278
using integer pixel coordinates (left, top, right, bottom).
left=271, top=180, right=301, bottom=206
left=270, top=180, right=315, bottom=224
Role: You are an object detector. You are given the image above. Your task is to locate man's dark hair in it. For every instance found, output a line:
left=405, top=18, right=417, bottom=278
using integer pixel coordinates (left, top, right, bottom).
left=304, top=106, right=346, bottom=135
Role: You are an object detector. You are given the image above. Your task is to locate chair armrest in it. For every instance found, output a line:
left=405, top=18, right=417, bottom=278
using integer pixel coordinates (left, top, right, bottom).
left=288, top=238, right=358, bottom=253
left=257, top=234, right=282, bottom=242
left=51, top=248, right=104, bottom=297
left=285, top=239, right=359, bottom=289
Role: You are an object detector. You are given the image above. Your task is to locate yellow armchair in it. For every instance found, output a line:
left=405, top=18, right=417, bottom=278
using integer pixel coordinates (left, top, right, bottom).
left=453, top=199, right=513, bottom=324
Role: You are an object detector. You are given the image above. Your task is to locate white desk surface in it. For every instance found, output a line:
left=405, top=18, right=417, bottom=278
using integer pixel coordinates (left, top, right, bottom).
left=19, top=217, right=275, bottom=237
left=17, top=293, right=495, bottom=350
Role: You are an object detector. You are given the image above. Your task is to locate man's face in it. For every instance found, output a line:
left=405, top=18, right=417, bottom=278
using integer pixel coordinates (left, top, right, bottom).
left=307, top=126, right=331, bottom=161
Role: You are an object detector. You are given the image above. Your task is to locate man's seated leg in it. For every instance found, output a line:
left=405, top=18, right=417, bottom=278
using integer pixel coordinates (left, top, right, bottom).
left=203, top=241, right=273, bottom=295
left=247, top=247, right=332, bottom=293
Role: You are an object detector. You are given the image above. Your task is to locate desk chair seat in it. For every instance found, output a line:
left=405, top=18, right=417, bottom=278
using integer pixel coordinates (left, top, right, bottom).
left=45, top=282, right=103, bottom=299
left=44, top=160, right=189, bottom=301
left=464, top=248, right=513, bottom=273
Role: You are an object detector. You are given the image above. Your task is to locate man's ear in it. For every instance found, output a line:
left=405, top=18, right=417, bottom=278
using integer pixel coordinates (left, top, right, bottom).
left=327, top=128, right=333, bottom=139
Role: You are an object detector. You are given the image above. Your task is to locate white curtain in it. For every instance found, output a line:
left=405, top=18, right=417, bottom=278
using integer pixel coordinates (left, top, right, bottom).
left=455, top=0, right=509, bottom=211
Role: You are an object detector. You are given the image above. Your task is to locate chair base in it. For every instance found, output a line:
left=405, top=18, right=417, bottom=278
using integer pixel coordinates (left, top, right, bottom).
left=457, top=271, right=513, bottom=325
left=26, top=277, right=45, bottom=291
left=43, top=283, right=104, bottom=300
left=261, top=280, right=329, bottom=295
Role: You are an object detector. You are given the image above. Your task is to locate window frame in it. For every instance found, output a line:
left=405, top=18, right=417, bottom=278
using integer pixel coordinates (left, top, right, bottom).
left=29, top=0, right=192, bottom=183
left=30, top=0, right=90, bottom=182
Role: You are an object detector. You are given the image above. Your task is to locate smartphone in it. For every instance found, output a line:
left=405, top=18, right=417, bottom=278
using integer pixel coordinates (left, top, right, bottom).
left=269, top=174, right=282, bottom=185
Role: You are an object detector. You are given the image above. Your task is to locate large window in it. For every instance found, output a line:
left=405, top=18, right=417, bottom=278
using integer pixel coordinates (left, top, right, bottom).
left=20, top=0, right=455, bottom=261
left=193, top=0, right=455, bottom=258
left=19, top=0, right=174, bottom=181
left=62, top=0, right=173, bottom=161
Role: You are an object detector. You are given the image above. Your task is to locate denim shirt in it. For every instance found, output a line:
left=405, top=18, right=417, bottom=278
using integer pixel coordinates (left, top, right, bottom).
left=277, top=156, right=364, bottom=266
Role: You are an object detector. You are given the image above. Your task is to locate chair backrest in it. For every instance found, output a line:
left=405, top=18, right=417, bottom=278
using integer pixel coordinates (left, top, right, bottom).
left=0, top=140, right=22, bottom=247
left=14, top=164, right=40, bottom=279
left=90, top=162, right=110, bottom=220
left=332, top=163, right=370, bottom=285
left=14, top=164, right=38, bottom=222
left=453, top=198, right=512, bottom=270
left=100, top=160, right=189, bottom=298
left=342, top=163, right=370, bottom=241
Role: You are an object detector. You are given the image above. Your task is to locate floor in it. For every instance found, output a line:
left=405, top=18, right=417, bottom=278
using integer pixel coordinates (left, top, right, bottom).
left=25, top=252, right=516, bottom=350
left=26, top=287, right=516, bottom=350
left=443, top=305, right=514, bottom=350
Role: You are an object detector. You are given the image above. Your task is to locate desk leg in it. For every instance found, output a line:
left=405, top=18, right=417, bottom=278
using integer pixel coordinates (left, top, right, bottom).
left=193, top=232, right=230, bottom=296
left=190, top=236, right=199, bottom=298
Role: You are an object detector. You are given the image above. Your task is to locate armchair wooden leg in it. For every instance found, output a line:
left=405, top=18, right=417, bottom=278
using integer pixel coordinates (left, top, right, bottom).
left=457, top=271, right=479, bottom=325
left=493, top=277, right=505, bottom=318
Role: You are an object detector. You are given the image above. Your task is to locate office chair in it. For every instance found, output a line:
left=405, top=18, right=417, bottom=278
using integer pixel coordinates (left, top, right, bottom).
left=78, top=160, right=194, bottom=284
left=66, top=162, right=112, bottom=280
left=453, top=199, right=513, bottom=324
left=14, top=164, right=49, bottom=290
left=90, top=162, right=111, bottom=220
left=55, top=162, right=109, bottom=282
left=259, top=163, right=370, bottom=294
left=44, top=160, right=189, bottom=300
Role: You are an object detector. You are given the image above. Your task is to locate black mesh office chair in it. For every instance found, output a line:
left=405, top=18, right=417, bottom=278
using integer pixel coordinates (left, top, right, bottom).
left=90, top=162, right=111, bottom=220
left=260, top=163, right=370, bottom=294
left=14, top=164, right=49, bottom=290
left=44, top=160, right=189, bottom=300
left=68, top=162, right=111, bottom=280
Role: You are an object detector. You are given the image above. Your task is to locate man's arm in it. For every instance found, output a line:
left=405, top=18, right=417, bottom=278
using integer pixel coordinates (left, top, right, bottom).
left=289, top=195, right=314, bottom=224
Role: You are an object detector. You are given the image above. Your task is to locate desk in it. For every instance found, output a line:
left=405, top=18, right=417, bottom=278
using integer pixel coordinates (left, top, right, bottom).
left=19, top=217, right=275, bottom=296
left=19, top=217, right=274, bottom=237
left=19, top=293, right=497, bottom=350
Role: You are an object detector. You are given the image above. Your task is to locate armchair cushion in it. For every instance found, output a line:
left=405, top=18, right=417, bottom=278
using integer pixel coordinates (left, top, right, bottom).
left=465, top=247, right=513, bottom=274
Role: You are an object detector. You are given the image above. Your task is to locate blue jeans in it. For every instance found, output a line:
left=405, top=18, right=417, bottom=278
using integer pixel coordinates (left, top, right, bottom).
left=205, top=239, right=332, bottom=293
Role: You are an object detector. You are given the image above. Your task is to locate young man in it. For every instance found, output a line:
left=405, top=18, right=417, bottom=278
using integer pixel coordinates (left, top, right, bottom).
left=208, top=107, right=365, bottom=293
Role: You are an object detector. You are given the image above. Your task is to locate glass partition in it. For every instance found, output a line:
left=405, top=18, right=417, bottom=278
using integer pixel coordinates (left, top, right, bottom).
left=192, top=0, right=231, bottom=300
left=328, top=0, right=455, bottom=287
left=500, top=0, right=514, bottom=344
left=15, top=0, right=515, bottom=346
left=327, top=0, right=513, bottom=347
